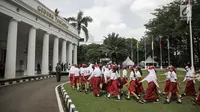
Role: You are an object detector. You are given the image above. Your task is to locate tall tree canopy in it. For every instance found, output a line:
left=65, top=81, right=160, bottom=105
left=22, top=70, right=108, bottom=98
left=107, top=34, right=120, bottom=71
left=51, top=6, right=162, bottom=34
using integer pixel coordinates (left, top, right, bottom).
left=65, top=11, right=93, bottom=42
left=143, top=0, right=200, bottom=67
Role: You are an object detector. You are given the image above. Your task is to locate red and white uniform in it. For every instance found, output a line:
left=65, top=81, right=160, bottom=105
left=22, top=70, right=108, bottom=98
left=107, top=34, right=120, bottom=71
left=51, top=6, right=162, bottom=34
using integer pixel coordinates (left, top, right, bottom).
left=88, top=64, right=94, bottom=86
left=102, top=67, right=111, bottom=91
left=128, top=71, right=138, bottom=94
left=88, top=66, right=102, bottom=95
left=164, top=72, right=171, bottom=93
left=141, top=69, right=159, bottom=101
left=122, top=69, right=128, bottom=85
left=69, top=66, right=75, bottom=86
left=80, top=67, right=88, bottom=83
left=168, top=71, right=179, bottom=93
left=136, top=70, right=144, bottom=93
left=183, top=68, right=196, bottom=95
left=109, top=72, right=120, bottom=95
left=73, top=67, right=80, bottom=85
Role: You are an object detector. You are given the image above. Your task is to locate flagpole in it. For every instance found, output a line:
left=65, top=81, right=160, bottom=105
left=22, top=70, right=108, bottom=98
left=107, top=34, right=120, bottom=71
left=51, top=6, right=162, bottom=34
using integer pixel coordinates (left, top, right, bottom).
left=152, top=36, right=154, bottom=66
left=189, top=1, right=194, bottom=72
left=160, top=36, right=163, bottom=69
left=168, top=36, right=170, bottom=66
left=137, top=41, right=139, bottom=66
left=145, top=39, right=147, bottom=69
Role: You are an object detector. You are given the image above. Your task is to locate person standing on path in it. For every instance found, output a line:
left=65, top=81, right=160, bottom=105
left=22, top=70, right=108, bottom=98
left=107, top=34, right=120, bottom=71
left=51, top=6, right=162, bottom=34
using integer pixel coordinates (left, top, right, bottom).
left=56, top=63, right=62, bottom=82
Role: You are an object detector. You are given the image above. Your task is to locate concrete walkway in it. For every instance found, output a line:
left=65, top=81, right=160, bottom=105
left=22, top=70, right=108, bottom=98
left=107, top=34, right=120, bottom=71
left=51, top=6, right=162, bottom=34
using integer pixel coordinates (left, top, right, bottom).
left=0, top=76, right=68, bottom=112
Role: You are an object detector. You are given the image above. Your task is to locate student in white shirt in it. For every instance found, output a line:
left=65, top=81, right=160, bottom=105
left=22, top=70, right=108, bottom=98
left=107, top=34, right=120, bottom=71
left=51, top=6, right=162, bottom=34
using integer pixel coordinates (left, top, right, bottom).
left=73, top=64, right=80, bottom=91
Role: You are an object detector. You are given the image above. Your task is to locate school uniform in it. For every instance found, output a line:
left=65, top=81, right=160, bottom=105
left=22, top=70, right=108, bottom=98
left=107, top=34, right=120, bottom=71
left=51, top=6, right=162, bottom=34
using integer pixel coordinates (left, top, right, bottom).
left=109, top=72, right=120, bottom=95
left=102, top=67, right=111, bottom=91
left=183, top=69, right=196, bottom=95
left=128, top=71, right=138, bottom=94
left=164, top=72, right=171, bottom=93
left=88, top=67, right=102, bottom=95
left=136, top=71, right=144, bottom=93
left=168, top=71, right=178, bottom=93
left=141, top=69, right=159, bottom=101
left=122, top=69, right=128, bottom=85
left=69, top=66, right=75, bottom=86
left=74, top=67, right=80, bottom=86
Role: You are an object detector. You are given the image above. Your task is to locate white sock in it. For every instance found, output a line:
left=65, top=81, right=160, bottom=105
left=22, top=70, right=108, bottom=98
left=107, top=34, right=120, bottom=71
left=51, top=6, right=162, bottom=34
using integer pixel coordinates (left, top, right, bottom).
left=167, top=99, right=170, bottom=102
left=107, top=94, right=111, bottom=97
left=178, top=99, right=181, bottom=102
left=117, top=95, right=121, bottom=99
left=127, top=95, right=130, bottom=99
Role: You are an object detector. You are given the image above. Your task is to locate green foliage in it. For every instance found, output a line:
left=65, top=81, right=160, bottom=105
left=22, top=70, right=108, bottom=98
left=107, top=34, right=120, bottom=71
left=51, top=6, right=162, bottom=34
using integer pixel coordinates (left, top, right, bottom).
left=144, top=0, right=200, bottom=67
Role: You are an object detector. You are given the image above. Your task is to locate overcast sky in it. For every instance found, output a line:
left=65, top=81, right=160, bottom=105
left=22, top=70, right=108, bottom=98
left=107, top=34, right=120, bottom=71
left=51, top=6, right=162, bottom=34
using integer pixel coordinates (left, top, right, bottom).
left=40, top=0, right=174, bottom=42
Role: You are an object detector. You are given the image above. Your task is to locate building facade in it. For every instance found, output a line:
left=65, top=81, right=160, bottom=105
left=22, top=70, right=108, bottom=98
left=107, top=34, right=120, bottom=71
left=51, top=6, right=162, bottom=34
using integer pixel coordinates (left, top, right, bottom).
left=0, top=0, right=79, bottom=78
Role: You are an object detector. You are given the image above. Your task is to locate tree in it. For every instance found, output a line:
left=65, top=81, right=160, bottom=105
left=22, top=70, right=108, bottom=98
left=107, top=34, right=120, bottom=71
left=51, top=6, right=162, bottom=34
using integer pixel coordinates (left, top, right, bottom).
left=143, top=0, right=200, bottom=67
left=103, top=32, right=128, bottom=64
left=65, top=11, right=93, bottom=42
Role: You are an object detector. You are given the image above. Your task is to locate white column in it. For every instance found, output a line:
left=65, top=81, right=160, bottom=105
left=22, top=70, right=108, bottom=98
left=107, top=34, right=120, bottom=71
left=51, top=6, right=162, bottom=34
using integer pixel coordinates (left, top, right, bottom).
left=62, top=40, right=67, bottom=64
left=68, top=42, right=73, bottom=65
left=27, top=27, right=36, bottom=76
left=4, top=19, right=18, bottom=79
left=53, top=37, right=59, bottom=71
left=74, top=44, right=77, bottom=64
left=41, top=33, right=49, bottom=74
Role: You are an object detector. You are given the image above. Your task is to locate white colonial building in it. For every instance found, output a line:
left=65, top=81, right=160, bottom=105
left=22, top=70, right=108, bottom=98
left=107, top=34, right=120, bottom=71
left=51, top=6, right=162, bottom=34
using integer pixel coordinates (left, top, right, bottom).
left=0, top=0, right=80, bottom=79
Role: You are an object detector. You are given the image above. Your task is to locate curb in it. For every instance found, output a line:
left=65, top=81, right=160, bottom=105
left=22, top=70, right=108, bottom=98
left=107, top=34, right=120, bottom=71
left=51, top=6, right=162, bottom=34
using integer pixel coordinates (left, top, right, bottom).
left=57, top=82, right=78, bottom=112
left=0, top=75, right=56, bottom=87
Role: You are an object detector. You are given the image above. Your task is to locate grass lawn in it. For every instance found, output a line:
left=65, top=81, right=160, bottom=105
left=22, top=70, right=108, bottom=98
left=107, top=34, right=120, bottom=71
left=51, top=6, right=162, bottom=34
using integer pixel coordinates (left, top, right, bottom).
left=64, top=70, right=200, bottom=112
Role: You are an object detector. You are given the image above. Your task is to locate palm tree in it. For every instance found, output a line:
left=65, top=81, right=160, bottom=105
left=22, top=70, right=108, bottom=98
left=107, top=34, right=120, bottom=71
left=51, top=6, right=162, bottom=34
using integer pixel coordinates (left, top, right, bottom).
left=65, top=11, right=93, bottom=42
left=103, top=32, right=128, bottom=63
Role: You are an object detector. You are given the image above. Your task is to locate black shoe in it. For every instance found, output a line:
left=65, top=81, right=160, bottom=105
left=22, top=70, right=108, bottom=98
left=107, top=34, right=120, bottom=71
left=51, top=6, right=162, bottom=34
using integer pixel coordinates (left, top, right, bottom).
left=85, top=91, right=88, bottom=94
left=177, top=101, right=182, bottom=104
left=138, top=100, right=145, bottom=104
left=105, top=95, right=110, bottom=99
left=115, top=98, right=121, bottom=101
left=181, top=93, right=186, bottom=96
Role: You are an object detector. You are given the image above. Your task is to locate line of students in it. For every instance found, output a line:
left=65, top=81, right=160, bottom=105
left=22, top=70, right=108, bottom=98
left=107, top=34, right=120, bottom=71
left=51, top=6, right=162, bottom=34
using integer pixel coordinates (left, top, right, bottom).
left=69, top=64, right=200, bottom=105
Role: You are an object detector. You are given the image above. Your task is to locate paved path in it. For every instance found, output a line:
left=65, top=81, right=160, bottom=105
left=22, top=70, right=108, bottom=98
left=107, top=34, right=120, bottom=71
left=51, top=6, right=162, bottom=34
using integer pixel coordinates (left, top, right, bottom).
left=0, top=76, right=68, bottom=112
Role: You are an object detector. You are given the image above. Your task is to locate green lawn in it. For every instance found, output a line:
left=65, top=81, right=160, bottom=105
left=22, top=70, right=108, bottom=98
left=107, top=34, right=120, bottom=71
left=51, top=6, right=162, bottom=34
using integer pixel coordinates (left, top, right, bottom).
left=64, top=70, right=200, bottom=112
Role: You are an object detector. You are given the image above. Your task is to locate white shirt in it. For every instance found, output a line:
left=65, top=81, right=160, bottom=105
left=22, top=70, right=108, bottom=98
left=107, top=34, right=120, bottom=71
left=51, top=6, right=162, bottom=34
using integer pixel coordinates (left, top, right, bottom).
left=122, top=69, right=127, bottom=77
left=74, top=67, right=80, bottom=76
left=183, top=70, right=193, bottom=81
left=130, top=71, right=136, bottom=80
left=69, top=66, right=75, bottom=74
left=88, top=67, right=102, bottom=80
left=141, top=70, right=159, bottom=87
left=169, top=71, right=177, bottom=83
left=87, top=67, right=93, bottom=76
left=110, top=72, right=118, bottom=80
left=136, top=71, right=142, bottom=78
left=165, top=72, right=170, bottom=79
left=80, top=67, right=88, bottom=76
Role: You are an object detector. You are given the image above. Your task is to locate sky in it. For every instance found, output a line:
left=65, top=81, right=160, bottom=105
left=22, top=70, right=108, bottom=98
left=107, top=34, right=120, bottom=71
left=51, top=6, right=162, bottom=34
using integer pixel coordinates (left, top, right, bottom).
left=40, top=0, right=174, bottom=43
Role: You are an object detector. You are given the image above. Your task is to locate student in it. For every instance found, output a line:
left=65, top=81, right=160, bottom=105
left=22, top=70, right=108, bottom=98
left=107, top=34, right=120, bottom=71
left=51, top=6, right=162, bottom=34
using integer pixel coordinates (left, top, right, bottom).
left=164, top=66, right=182, bottom=104
left=183, top=66, right=196, bottom=96
left=139, top=66, right=160, bottom=103
left=69, top=64, right=75, bottom=88
left=102, top=65, right=111, bottom=92
left=86, top=64, right=93, bottom=92
left=73, top=64, right=80, bottom=91
left=82, top=64, right=89, bottom=93
left=56, top=63, right=61, bottom=82
left=88, top=64, right=102, bottom=97
left=106, top=66, right=121, bottom=101
left=191, top=70, right=200, bottom=105
left=121, top=66, right=128, bottom=86
left=135, top=66, right=144, bottom=95
left=126, top=66, right=140, bottom=101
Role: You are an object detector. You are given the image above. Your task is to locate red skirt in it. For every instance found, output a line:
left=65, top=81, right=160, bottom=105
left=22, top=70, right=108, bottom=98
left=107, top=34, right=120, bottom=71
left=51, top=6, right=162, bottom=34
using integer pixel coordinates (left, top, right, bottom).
left=90, top=77, right=94, bottom=86
left=184, top=80, right=196, bottom=95
left=144, top=81, right=158, bottom=101
left=74, top=76, right=80, bottom=85
left=137, top=78, right=144, bottom=93
left=69, top=74, right=74, bottom=86
left=118, top=78, right=123, bottom=89
left=169, top=82, right=178, bottom=93
left=101, top=74, right=105, bottom=83
left=102, top=77, right=111, bottom=92
left=83, top=75, right=90, bottom=84
left=164, top=79, right=170, bottom=93
left=110, top=80, right=120, bottom=95
left=122, top=77, right=128, bottom=85
left=92, top=77, right=101, bottom=95
left=128, top=80, right=138, bottom=94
